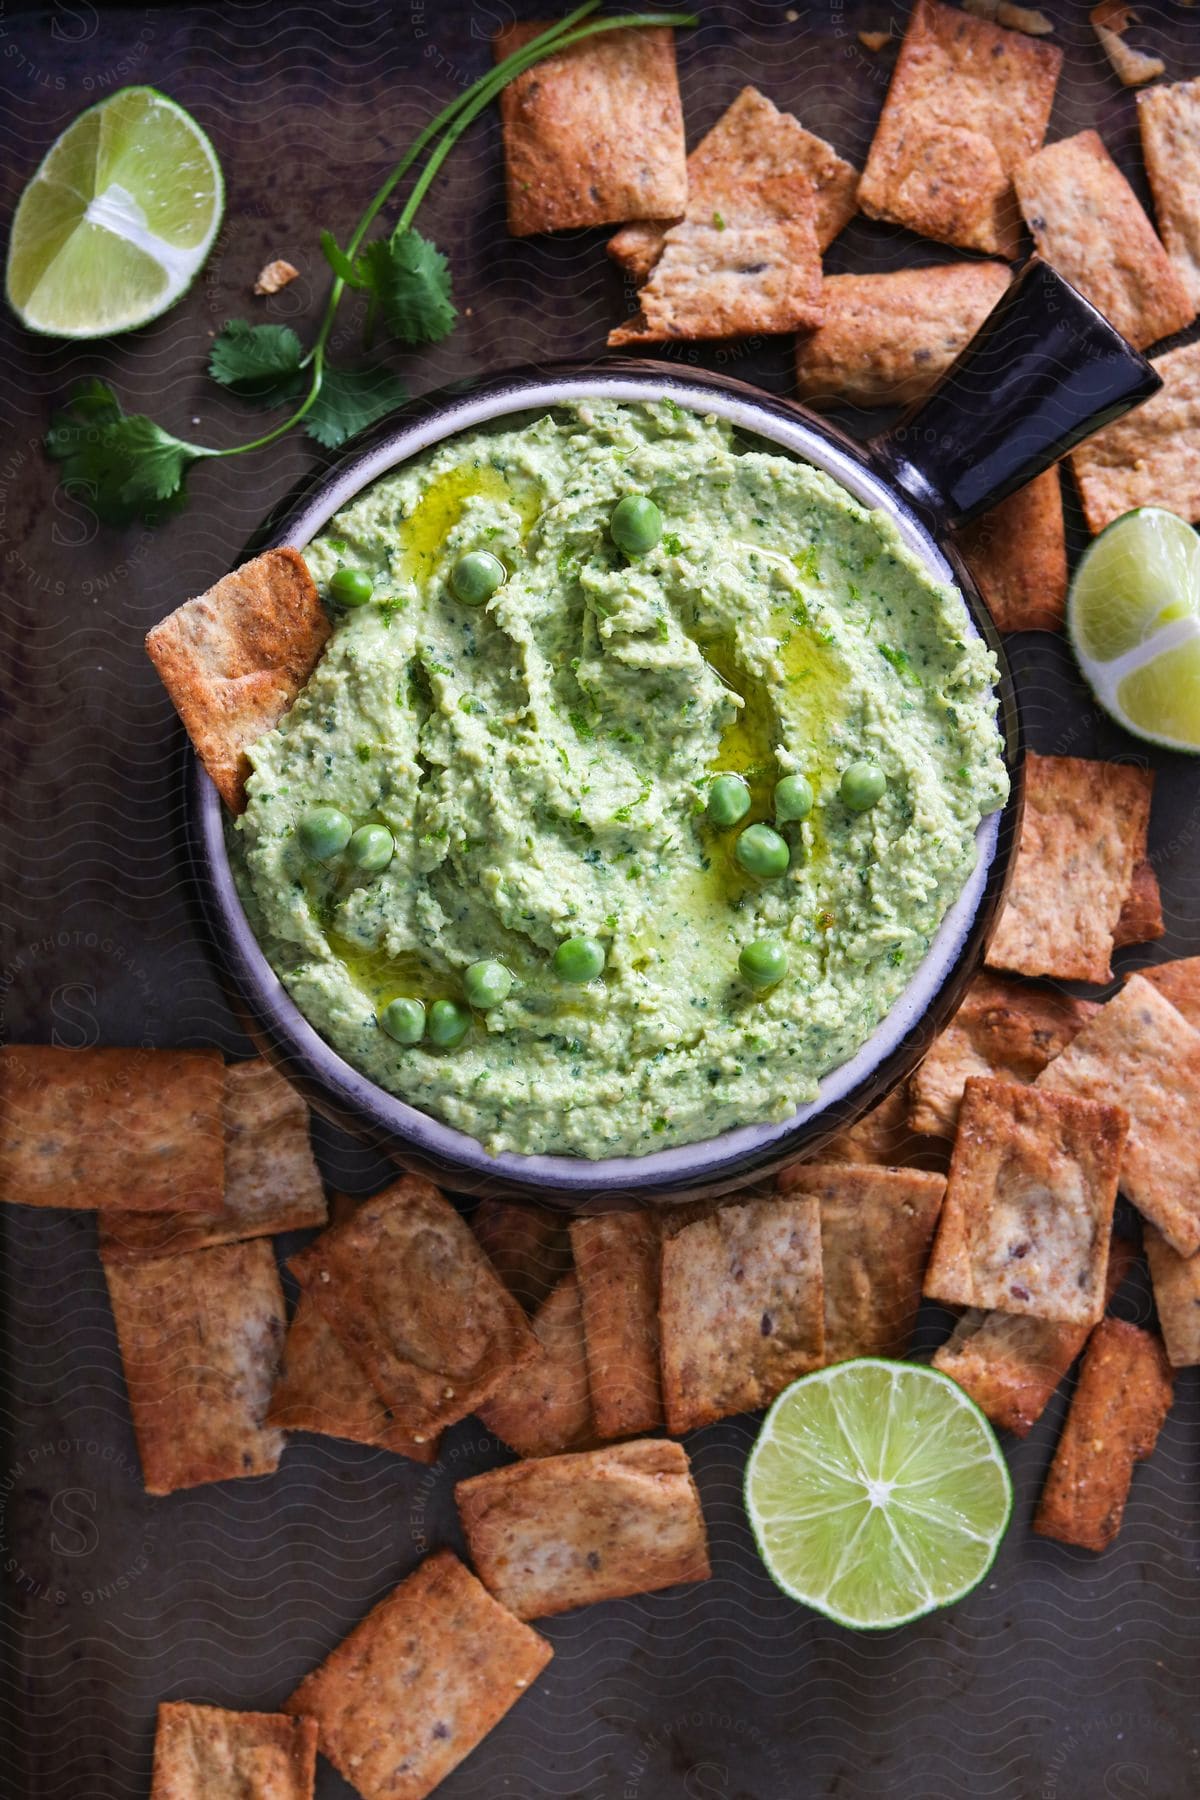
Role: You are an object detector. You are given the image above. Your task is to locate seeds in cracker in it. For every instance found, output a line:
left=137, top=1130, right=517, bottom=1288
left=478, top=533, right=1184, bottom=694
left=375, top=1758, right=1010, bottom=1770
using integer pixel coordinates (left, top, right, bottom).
left=283, top=1549, right=553, bottom=1800
left=793, top=263, right=1010, bottom=408
left=659, top=1197, right=824, bottom=1433
left=1033, top=1317, right=1173, bottom=1552
left=1143, top=1224, right=1200, bottom=1368
left=472, top=1197, right=571, bottom=1314
left=253, top=258, right=299, bottom=296
left=923, top=1078, right=1127, bottom=1325
left=1138, top=77, right=1200, bottom=310
left=99, top=1058, right=326, bottom=1259
left=477, top=1272, right=593, bottom=1458
left=102, top=1238, right=285, bottom=1495
left=569, top=1212, right=663, bottom=1438
left=150, top=1702, right=317, bottom=1800
left=495, top=23, right=686, bottom=237
left=145, top=547, right=330, bottom=814
left=1130, top=953, right=1200, bottom=1029
left=1014, top=131, right=1193, bottom=352
left=607, top=85, right=858, bottom=285
left=0, top=1044, right=224, bottom=1213
left=932, top=1234, right=1136, bottom=1436
left=456, top=1439, right=710, bottom=1620
left=955, top=467, right=1067, bottom=633
left=777, top=1163, right=945, bottom=1362
left=1092, top=2, right=1165, bottom=87
left=288, top=1176, right=537, bottom=1438
left=1070, top=340, right=1200, bottom=532
left=910, top=973, right=1100, bottom=1140
left=1037, top=974, right=1200, bottom=1257
left=985, top=752, right=1152, bottom=983
left=858, top=0, right=1062, bottom=258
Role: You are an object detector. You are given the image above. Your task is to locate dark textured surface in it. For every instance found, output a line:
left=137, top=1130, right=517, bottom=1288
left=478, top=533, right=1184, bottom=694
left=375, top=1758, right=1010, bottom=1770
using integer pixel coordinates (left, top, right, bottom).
left=2, top=3, right=1199, bottom=1797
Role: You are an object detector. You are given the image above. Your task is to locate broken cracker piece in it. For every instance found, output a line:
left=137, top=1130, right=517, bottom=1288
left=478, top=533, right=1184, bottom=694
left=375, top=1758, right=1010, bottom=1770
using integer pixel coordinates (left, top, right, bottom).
left=253, top=258, right=299, bottom=296
left=471, top=1198, right=572, bottom=1315
left=102, top=1237, right=285, bottom=1495
left=858, top=0, right=1062, bottom=258
left=858, top=29, right=893, bottom=51
left=456, top=1438, right=710, bottom=1620
left=0, top=1044, right=224, bottom=1213
left=955, top=467, right=1067, bottom=633
left=1114, top=856, right=1165, bottom=948
left=1143, top=1224, right=1200, bottom=1367
left=1070, top=340, right=1200, bottom=532
left=283, top=1549, right=552, bottom=1800
left=1092, top=2, right=1165, bottom=86
left=923, top=1077, right=1127, bottom=1325
left=569, top=1211, right=663, bottom=1439
left=150, top=1702, right=317, bottom=1800
left=495, top=23, right=686, bottom=236
left=794, top=263, right=1010, bottom=408
left=1033, top=1316, right=1173, bottom=1551
left=985, top=752, right=1151, bottom=983
left=1037, top=973, right=1200, bottom=1257
left=1130, top=954, right=1200, bottom=1028
left=477, top=1271, right=593, bottom=1458
left=1139, top=77, right=1200, bottom=310
left=659, top=1197, right=824, bottom=1433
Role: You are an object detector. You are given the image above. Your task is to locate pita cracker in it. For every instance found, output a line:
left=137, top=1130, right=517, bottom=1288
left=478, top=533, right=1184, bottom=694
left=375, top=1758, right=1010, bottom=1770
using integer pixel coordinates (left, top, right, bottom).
left=1139, top=76, right=1200, bottom=310
left=288, top=1176, right=536, bottom=1439
left=283, top=1550, right=552, bottom=1800
left=0, top=1045, right=223, bottom=1213
left=608, top=85, right=857, bottom=284
left=99, top=1058, right=326, bottom=1259
left=923, top=1078, right=1126, bottom=1326
left=1037, top=974, right=1200, bottom=1257
left=794, top=263, right=1010, bottom=408
left=1034, top=1317, right=1173, bottom=1552
left=569, top=1212, right=663, bottom=1438
left=495, top=23, right=686, bottom=236
left=985, top=753, right=1151, bottom=983
left=1143, top=1224, right=1200, bottom=1368
left=777, top=1163, right=945, bottom=1363
left=456, top=1438, right=709, bottom=1621
left=932, top=1234, right=1137, bottom=1436
left=790, top=1080, right=944, bottom=1172
left=1014, top=132, right=1193, bottom=351
left=1130, top=955, right=1200, bottom=1030
left=659, top=1197, right=824, bottom=1434
left=1113, top=857, right=1164, bottom=949
left=145, top=548, right=329, bottom=814
left=477, top=1272, right=593, bottom=1458
left=1070, top=340, right=1200, bottom=533
left=910, top=973, right=1100, bottom=1139
left=955, top=468, right=1067, bottom=633
left=471, top=1198, right=571, bottom=1314
left=150, top=1702, right=317, bottom=1800
left=102, top=1238, right=285, bottom=1495
left=858, top=0, right=1062, bottom=257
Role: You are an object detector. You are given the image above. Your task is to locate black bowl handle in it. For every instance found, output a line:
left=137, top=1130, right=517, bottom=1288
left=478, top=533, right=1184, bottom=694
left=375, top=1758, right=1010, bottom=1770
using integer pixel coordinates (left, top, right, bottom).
left=871, top=258, right=1161, bottom=528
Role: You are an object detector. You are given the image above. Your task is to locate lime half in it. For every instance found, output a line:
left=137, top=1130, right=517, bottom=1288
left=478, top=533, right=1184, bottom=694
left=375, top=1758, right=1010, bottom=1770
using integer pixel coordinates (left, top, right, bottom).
left=744, top=1359, right=1012, bottom=1630
left=1067, top=506, right=1200, bottom=753
left=6, top=87, right=224, bottom=338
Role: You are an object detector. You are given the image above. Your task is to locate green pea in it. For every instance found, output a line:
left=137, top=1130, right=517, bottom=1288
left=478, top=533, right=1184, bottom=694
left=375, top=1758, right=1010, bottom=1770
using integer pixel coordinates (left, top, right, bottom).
left=379, top=997, right=425, bottom=1045
left=774, top=773, right=814, bottom=823
left=841, top=761, right=887, bottom=812
left=553, top=935, right=606, bottom=983
left=464, top=959, right=512, bottom=1009
left=739, top=938, right=789, bottom=990
left=297, top=805, right=352, bottom=861
left=346, top=823, right=394, bottom=873
left=329, top=567, right=374, bottom=608
left=707, top=775, right=751, bottom=829
left=451, top=550, right=506, bottom=606
left=610, top=494, right=662, bottom=556
left=427, top=998, right=471, bottom=1047
left=734, top=822, right=790, bottom=879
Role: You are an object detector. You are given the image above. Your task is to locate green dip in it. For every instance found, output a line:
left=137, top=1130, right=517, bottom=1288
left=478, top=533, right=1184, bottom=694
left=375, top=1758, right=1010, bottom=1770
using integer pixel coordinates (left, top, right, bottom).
left=234, top=401, right=1008, bottom=1158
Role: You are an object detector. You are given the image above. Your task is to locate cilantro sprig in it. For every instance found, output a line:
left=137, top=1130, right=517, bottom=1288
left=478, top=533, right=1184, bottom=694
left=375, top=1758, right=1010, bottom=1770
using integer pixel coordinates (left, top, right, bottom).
left=46, top=5, right=696, bottom=526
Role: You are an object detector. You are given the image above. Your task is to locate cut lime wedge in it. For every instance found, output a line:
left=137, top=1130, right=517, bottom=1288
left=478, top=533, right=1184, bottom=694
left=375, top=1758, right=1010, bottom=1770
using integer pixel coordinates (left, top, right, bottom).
left=6, top=87, right=224, bottom=338
left=1067, top=506, right=1200, bottom=753
left=744, top=1359, right=1012, bottom=1630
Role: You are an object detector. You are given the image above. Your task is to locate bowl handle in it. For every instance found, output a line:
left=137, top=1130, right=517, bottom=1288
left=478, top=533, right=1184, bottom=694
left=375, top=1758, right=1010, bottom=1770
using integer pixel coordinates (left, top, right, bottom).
left=870, top=258, right=1161, bottom=528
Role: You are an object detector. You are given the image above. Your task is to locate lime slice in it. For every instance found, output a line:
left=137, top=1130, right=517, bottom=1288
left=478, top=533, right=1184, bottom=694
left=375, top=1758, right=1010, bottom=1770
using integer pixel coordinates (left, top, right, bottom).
left=1067, top=506, right=1200, bottom=753
left=744, top=1359, right=1012, bottom=1630
left=6, top=87, right=224, bottom=338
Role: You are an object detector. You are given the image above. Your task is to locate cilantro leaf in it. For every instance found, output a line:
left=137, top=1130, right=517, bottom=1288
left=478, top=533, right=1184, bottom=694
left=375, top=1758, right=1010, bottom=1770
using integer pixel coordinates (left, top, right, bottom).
left=357, top=230, right=457, bottom=346
left=303, top=364, right=408, bottom=450
left=208, top=319, right=306, bottom=404
left=46, top=381, right=203, bottom=525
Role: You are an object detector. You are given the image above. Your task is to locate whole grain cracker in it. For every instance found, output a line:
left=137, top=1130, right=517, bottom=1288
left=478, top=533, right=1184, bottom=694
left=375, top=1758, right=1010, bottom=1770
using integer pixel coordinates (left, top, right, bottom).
left=797, top=1079, right=946, bottom=1171
left=955, top=467, right=1067, bottom=633
left=477, top=1271, right=594, bottom=1458
left=1139, top=77, right=1200, bottom=310
left=923, top=1077, right=1127, bottom=1325
left=1070, top=340, right=1200, bottom=532
left=1143, top=1224, right=1200, bottom=1368
left=283, top=1550, right=552, bottom=1800
left=1130, top=954, right=1200, bottom=1028
left=569, top=1212, right=663, bottom=1438
left=1114, top=857, right=1165, bottom=948
left=456, top=1438, right=710, bottom=1620
left=471, top=1198, right=572, bottom=1315
left=150, top=1702, right=317, bottom=1800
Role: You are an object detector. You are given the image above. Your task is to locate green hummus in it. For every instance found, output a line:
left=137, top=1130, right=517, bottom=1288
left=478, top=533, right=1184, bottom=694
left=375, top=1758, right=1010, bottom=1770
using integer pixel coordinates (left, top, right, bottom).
left=234, top=401, right=1007, bottom=1159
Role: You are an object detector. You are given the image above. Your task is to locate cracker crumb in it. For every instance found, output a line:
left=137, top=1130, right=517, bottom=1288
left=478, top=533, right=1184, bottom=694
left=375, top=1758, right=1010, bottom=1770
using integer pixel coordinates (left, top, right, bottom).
left=999, top=3, right=1054, bottom=31
left=254, top=258, right=299, bottom=295
left=858, top=29, right=892, bottom=49
left=1091, top=3, right=1165, bottom=83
